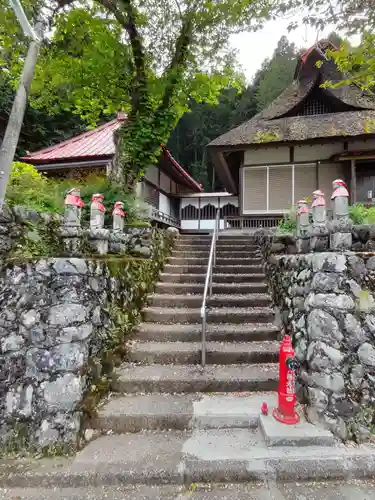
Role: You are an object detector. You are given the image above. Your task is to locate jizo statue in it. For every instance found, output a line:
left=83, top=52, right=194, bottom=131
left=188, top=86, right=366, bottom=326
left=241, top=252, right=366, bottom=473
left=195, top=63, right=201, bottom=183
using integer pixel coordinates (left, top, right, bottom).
left=90, top=193, right=105, bottom=230
left=64, top=188, right=85, bottom=226
left=112, top=201, right=126, bottom=232
left=331, top=179, right=349, bottom=222
left=296, top=199, right=309, bottom=237
left=311, top=189, right=327, bottom=231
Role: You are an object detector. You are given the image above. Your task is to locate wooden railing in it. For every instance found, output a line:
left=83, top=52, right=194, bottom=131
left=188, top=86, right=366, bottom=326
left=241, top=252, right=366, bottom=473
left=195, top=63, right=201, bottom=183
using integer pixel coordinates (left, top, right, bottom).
left=150, top=207, right=181, bottom=228
left=223, top=215, right=283, bottom=230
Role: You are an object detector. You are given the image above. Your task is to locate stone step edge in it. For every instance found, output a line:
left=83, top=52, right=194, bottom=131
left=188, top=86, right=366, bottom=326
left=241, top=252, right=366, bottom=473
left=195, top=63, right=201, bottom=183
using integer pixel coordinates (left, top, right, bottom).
left=112, top=363, right=279, bottom=394
left=160, top=273, right=266, bottom=278
left=136, top=322, right=279, bottom=332
left=5, top=431, right=375, bottom=487
left=143, top=306, right=274, bottom=314
left=149, top=293, right=271, bottom=301
left=92, top=392, right=277, bottom=433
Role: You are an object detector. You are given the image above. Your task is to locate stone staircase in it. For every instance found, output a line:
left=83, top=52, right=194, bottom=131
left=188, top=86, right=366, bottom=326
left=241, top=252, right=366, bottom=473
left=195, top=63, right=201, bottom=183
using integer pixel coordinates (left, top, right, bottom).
left=5, top=234, right=375, bottom=495
left=92, top=233, right=279, bottom=433
left=4, top=235, right=375, bottom=495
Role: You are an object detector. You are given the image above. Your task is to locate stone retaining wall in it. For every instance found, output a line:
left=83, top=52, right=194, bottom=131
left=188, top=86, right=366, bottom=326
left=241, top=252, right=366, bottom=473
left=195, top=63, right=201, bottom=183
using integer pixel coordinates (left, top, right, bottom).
left=0, top=203, right=158, bottom=260
left=0, top=230, right=174, bottom=453
left=261, top=236, right=375, bottom=442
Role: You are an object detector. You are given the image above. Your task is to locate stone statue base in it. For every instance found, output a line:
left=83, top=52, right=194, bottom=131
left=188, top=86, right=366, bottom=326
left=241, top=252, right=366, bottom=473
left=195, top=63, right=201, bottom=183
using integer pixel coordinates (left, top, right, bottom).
left=109, top=231, right=130, bottom=254
left=60, top=226, right=83, bottom=256
left=87, top=228, right=110, bottom=255
left=310, top=234, right=329, bottom=252
left=296, top=237, right=310, bottom=254
left=330, top=232, right=352, bottom=251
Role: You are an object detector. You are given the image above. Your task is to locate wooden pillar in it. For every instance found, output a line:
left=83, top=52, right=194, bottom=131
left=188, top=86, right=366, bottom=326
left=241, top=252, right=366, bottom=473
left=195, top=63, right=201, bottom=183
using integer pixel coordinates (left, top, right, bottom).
left=351, top=159, right=356, bottom=205
left=198, top=197, right=201, bottom=232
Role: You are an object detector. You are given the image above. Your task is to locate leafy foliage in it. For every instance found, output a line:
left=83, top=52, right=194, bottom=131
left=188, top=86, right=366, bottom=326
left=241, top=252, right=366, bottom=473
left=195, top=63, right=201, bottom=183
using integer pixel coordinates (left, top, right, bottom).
left=281, top=0, right=375, bottom=90
left=0, top=74, right=87, bottom=156
left=349, top=204, right=375, bottom=225
left=6, top=162, right=59, bottom=212
left=1, top=0, right=280, bottom=192
left=254, top=36, right=298, bottom=111
left=168, top=37, right=297, bottom=189
left=278, top=206, right=297, bottom=233
left=6, top=163, right=147, bottom=223
left=323, top=34, right=375, bottom=91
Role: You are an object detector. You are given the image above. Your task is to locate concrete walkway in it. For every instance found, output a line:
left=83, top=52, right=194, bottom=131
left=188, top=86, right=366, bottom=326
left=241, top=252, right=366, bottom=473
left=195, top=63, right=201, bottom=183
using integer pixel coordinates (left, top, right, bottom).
left=0, top=480, right=374, bottom=499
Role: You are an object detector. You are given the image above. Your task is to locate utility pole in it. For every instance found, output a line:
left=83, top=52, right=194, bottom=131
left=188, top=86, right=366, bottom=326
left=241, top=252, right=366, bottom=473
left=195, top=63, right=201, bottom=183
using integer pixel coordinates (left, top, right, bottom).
left=0, top=1, right=42, bottom=210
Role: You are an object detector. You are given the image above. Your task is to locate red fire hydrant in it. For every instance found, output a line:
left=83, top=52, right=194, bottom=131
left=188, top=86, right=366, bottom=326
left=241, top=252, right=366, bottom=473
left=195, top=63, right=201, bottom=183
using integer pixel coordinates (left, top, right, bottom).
left=273, top=335, right=300, bottom=425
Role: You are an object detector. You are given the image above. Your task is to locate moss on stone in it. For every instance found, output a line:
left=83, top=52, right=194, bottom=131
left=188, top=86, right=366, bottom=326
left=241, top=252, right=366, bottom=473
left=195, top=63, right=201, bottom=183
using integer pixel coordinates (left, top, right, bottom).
left=79, top=229, right=175, bottom=429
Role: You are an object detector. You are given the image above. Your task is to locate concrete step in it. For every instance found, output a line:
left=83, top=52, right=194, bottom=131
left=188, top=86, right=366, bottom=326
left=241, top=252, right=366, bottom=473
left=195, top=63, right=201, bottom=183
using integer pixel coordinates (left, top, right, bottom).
left=179, top=235, right=257, bottom=242
left=171, top=250, right=261, bottom=258
left=5, top=483, right=375, bottom=500
left=112, top=363, right=279, bottom=394
left=176, top=243, right=259, bottom=251
left=135, top=322, right=280, bottom=342
left=159, top=273, right=266, bottom=283
left=92, top=392, right=277, bottom=433
left=149, top=293, right=271, bottom=308
left=155, top=282, right=268, bottom=295
left=143, top=306, right=274, bottom=324
left=128, top=341, right=279, bottom=365
left=44, top=429, right=375, bottom=486
left=164, top=264, right=264, bottom=274
left=168, top=256, right=262, bottom=266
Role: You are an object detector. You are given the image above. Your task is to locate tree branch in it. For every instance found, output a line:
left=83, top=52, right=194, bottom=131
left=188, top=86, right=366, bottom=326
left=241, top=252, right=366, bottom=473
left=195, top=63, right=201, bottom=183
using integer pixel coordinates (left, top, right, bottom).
left=96, top=0, right=148, bottom=112
left=172, top=0, right=182, bottom=17
left=159, top=15, right=193, bottom=113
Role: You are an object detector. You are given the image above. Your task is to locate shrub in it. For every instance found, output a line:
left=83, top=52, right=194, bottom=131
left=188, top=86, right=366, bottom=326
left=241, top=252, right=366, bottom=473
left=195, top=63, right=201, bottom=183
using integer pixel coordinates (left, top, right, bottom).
left=6, top=162, right=60, bottom=213
left=278, top=206, right=297, bottom=233
left=349, top=203, right=375, bottom=225
left=5, top=163, right=149, bottom=224
left=349, top=203, right=367, bottom=225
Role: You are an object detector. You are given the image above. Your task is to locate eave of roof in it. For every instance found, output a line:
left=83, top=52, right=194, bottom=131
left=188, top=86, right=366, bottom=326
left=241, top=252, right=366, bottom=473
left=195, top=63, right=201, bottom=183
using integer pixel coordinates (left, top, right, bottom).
left=208, top=110, right=375, bottom=148
left=332, top=149, right=375, bottom=161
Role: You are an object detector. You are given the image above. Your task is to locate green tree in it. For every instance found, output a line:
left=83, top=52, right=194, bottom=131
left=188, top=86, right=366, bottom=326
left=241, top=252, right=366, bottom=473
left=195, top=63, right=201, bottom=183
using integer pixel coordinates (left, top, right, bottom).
left=2, top=0, right=279, bottom=192
left=254, top=36, right=298, bottom=111
left=168, top=37, right=299, bottom=189
left=168, top=86, right=244, bottom=190
left=0, top=74, right=87, bottom=156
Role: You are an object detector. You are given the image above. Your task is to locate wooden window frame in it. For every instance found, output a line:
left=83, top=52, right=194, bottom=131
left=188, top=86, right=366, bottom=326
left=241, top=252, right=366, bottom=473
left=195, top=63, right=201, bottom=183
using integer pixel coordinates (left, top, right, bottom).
left=242, top=163, right=316, bottom=214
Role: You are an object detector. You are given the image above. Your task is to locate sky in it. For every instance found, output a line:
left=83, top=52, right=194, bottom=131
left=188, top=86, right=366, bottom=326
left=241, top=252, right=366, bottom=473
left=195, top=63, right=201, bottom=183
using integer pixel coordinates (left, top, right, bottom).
left=231, top=19, right=359, bottom=82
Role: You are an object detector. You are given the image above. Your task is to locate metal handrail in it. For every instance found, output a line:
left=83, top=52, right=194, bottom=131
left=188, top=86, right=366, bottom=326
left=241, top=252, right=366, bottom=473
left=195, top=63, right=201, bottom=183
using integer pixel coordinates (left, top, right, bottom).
left=200, top=209, right=220, bottom=366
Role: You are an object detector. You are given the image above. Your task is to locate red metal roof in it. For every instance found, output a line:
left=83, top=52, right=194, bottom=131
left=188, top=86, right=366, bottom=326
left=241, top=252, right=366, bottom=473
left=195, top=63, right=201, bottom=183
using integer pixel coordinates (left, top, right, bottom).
left=22, top=113, right=203, bottom=192
left=23, top=115, right=126, bottom=162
